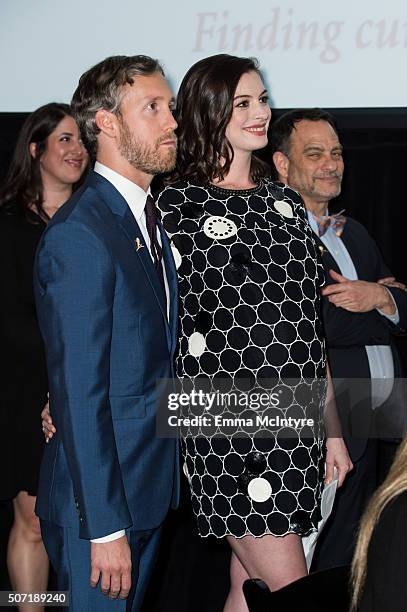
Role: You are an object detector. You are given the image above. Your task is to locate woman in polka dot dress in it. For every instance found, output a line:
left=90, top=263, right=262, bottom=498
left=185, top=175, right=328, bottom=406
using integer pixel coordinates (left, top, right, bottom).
left=158, top=55, right=351, bottom=610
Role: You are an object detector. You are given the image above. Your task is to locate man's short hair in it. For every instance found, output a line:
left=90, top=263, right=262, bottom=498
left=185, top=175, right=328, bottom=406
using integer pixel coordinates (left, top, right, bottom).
left=71, top=55, right=164, bottom=158
left=270, top=108, right=339, bottom=157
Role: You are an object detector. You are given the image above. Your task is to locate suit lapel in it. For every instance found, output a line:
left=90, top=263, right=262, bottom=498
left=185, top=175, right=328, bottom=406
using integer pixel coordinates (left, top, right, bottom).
left=118, top=208, right=168, bottom=322
left=88, top=171, right=169, bottom=323
left=311, top=232, right=342, bottom=275
left=338, top=223, right=364, bottom=278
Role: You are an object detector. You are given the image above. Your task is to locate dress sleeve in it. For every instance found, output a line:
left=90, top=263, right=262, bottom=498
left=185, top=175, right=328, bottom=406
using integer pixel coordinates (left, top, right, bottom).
left=0, top=217, right=46, bottom=360
left=279, top=182, right=326, bottom=288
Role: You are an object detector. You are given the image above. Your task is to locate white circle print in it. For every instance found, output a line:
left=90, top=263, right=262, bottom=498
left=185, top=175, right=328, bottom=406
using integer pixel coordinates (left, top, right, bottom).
left=203, top=216, right=238, bottom=240
left=273, top=200, right=294, bottom=218
left=188, top=332, right=206, bottom=357
left=247, top=477, right=272, bottom=503
left=170, top=242, right=182, bottom=269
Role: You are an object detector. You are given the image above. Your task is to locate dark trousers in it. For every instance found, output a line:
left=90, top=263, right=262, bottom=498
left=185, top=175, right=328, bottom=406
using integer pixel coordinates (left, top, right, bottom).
left=41, top=520, right=161, bottom=612
left=311, top=440, right=378, bottom=571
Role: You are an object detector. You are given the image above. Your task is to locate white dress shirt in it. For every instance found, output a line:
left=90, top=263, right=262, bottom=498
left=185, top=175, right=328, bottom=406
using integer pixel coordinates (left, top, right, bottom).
left=91, top=162, right=170, bottom=543
left=307, top=211, right=398, bottom=410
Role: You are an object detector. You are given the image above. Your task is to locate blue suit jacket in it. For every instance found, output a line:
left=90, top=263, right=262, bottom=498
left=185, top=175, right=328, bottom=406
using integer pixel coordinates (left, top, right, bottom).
left=34, top=170, right=179, bottom=539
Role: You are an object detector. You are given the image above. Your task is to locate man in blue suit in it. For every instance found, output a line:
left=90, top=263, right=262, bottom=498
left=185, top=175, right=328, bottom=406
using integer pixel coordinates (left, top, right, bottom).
left=34, top=55, right=179, bottom=610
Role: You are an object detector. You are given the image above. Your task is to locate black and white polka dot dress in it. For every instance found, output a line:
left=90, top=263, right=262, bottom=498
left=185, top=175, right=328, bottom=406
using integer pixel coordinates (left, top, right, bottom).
left=157, top=179, right=327, bottom=539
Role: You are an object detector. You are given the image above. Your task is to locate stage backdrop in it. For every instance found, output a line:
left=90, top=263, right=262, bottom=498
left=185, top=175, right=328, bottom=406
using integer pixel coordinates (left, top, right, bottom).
left=1, top=0, right=407, bottom=111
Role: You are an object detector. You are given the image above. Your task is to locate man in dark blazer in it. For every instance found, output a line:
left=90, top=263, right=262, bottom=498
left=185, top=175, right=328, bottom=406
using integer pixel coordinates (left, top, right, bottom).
left=270, top=108, right=407, bottom=569
left=34, top=55, right=179, bottom=610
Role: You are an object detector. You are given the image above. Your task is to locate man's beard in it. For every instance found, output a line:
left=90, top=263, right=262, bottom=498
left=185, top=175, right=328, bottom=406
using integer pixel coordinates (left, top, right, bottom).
left=311, top=172, right=342, bottom=198
left=118, top=118, right=177, bottom=175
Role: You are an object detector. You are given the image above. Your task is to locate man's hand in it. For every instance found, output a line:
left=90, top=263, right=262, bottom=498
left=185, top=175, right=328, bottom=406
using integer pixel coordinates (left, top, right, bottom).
left=322, top=269, right=396, bottom=314
left=90, top=535, right=132, bottom=599
left=41, top=402, right=56, bottom=442
left=377, top=276, right=407, bottom=292
left=325, top=438, right=353, bottom=487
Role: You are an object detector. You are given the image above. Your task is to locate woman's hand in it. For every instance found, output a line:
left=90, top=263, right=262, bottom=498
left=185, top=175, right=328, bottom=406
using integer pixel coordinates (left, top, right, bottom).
left=41, top=401, right=56, bottom=443
left=323, top=364, right=353, bottom=487
left=325, top=437, right=353, bottom=487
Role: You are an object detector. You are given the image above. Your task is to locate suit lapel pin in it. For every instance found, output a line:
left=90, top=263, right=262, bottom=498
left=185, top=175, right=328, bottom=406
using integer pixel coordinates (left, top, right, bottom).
left=135, top=237, right=144, bottom=252
left=319, top=245, right=326, bottom=255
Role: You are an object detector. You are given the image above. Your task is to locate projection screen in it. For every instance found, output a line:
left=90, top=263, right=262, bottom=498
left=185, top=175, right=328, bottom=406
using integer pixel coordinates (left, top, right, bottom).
left=0, top=0, right=406, bottom=111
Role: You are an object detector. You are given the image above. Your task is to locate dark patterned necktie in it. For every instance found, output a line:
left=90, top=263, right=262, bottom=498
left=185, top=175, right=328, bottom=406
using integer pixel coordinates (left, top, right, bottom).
left=145, top=195, right=166, bottom=300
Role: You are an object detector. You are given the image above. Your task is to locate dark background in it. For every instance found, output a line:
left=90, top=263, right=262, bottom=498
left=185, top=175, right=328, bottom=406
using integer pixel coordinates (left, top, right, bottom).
left=1, top=108, right=407, bottom=611
left=1, top=108, right=406, bottom=281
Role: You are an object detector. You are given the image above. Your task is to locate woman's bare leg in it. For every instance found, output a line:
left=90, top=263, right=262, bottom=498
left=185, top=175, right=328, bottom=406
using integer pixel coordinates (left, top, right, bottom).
left=7, top=491, right=49, bottom=612
left=223, top=551, right=250, bottom=612
left=223, top=532, right=307, bottom=610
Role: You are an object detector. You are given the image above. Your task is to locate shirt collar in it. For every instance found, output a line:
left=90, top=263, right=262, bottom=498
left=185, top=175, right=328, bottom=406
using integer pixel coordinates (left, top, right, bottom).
left=306, top=209, right=320, bottom=234
left=307, top=208, right=332, bottom=234
left=94, top=161, right=150, bottom=221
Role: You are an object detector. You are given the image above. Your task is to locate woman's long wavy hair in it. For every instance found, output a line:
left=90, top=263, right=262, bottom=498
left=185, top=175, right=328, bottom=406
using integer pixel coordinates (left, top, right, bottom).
left=169, top=54, right=271, bottom=184
left=351, top=437, right=407, bottom=609
left=0, top=102, right=81, bottom=221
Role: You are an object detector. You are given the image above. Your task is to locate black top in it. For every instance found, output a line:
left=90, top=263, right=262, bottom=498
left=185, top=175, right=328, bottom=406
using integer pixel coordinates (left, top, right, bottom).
left=0, top=207, right=48, bottom=499
left=359, top=490, right=407, bottom=611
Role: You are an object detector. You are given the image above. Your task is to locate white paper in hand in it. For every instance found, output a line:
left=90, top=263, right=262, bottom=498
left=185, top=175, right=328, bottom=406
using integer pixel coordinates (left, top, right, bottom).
left=302, top=469, right=339, bottom=571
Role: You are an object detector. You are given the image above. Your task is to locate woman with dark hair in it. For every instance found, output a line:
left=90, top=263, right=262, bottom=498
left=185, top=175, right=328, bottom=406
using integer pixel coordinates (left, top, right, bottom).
left=0, top=102, right=87, bottom=609
left=41, top=57, right=351, bottom=609
left=157, top=54, right=351, bottom=610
